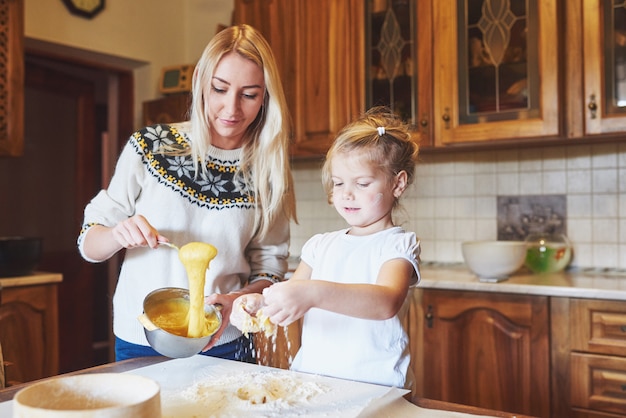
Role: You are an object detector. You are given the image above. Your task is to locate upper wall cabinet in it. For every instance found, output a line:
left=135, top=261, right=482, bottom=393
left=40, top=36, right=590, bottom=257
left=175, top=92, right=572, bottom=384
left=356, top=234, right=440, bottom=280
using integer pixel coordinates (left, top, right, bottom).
left=365, top=0, right=433, bottom=147
left=578, top=0, right=626, bottom=136
left=234, top=0, right=365, bottom=157
left=432, top=0, right=559, bottom=146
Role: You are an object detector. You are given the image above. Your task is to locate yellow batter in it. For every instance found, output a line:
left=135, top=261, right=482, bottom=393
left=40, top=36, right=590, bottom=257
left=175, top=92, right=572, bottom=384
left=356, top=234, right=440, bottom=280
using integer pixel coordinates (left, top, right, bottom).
left=178, top=242, right=218, bottom=338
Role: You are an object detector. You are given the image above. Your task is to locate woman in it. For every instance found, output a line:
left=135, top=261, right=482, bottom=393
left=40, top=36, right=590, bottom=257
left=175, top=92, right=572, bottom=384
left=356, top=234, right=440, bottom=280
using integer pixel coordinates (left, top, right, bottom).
left=77, top=24, right=297, bottom=362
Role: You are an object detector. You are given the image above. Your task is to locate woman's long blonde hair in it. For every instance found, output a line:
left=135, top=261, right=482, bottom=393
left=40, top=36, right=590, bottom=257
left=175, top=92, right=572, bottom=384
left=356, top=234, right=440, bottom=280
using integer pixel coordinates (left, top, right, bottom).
left=185, top=24, right=297, bottom=238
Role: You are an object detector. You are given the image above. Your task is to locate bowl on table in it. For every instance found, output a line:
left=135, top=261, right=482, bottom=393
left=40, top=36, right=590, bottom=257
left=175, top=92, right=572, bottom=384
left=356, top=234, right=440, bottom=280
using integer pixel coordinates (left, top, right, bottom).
left=461, top=240, right=527, bottom=282
left=140, top=287, right=222, bottom=358
left=0, top=236, right=42, bottom=277
left=13, top=373, right=160, bottom=418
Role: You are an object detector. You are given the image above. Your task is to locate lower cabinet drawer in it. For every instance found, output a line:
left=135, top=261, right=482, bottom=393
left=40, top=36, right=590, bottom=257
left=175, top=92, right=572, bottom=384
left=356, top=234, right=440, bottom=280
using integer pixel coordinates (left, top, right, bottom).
left=571, top=352, right=626, bottom=415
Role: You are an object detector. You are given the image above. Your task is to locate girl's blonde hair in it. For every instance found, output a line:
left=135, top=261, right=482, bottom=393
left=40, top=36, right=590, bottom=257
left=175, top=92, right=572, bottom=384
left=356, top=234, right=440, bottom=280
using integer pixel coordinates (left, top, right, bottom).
left=321, top=106, right=419, bottom=208
left=184, top=24, right=297, bottom=238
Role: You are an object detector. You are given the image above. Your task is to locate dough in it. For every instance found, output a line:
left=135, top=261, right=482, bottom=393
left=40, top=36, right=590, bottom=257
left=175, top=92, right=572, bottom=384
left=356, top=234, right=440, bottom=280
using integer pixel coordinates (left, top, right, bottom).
left=237, top=302, right=277, bottom=338
left=178, top=242, right=218, bottom=338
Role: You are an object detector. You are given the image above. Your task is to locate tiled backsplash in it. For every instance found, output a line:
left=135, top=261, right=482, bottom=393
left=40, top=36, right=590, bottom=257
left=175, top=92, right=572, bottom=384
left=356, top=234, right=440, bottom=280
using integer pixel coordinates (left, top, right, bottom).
left=290, top=142, right=626, bottom=270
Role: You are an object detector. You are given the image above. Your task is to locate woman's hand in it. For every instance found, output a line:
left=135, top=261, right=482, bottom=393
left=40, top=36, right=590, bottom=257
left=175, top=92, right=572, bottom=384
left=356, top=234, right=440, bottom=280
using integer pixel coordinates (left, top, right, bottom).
left=111, top=214, right=167, bottom=249
left=82, top=215, right=169, bottom=261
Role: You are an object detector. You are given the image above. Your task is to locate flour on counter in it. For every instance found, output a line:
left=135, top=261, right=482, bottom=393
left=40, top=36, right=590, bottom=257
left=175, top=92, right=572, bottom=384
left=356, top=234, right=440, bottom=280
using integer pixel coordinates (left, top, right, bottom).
left=162, top=370, right=329, bottom=418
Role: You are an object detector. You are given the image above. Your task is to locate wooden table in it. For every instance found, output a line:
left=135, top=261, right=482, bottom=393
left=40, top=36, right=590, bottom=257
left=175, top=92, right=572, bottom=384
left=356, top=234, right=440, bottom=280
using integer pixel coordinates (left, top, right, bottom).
left=0, top=356, right=534, bottom=417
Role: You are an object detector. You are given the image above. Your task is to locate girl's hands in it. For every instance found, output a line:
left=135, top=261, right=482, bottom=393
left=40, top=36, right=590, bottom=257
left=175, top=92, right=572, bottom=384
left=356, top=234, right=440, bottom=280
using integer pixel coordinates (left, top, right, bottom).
left=262, top=280, right=313, bottom=327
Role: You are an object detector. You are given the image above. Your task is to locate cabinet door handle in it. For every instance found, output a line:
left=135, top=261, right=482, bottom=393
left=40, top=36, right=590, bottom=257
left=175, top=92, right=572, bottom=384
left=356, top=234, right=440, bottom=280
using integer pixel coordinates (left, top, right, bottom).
left=588, top=94, right=597, bottom=119
left=442, top=108, right=451, bottom=129
left=621, top=325, right=626, bottom=332
left=425, top=304, right=434, bottom=328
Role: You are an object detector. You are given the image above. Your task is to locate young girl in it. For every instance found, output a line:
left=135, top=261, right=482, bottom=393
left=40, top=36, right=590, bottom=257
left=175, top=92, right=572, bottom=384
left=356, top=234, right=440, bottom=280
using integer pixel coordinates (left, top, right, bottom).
left=232, top=107, right=420, bottom=388
left=77, top=24, right=297, bottom=362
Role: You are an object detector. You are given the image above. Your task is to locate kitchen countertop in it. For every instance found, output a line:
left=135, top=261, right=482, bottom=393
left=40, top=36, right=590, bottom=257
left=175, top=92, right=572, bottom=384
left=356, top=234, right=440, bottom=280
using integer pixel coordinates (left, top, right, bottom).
left=0, top=271, right=62, bottom=288
left=0, top=356, right=532, bottom=417
left=418, top=264, right=626, bottom=301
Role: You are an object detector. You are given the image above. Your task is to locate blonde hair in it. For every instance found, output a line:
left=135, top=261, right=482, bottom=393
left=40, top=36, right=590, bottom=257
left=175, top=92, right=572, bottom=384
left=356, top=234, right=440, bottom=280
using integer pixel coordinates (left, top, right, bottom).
left=321, top=106, right=419, bottom=209
left=185, top=24, right=297, bottom=238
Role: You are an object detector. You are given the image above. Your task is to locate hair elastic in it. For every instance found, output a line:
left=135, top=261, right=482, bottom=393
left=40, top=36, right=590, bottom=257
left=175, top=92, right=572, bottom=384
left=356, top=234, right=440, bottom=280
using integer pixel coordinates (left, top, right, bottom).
left=377, top=126, right=386, bottom=136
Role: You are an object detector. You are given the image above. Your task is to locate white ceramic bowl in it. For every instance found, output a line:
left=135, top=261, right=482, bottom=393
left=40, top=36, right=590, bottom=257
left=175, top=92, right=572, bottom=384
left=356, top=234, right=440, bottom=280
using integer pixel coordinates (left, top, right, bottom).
left=461, top=240, right=527, bottom=280
left=13, top=373, right=160, bottom=418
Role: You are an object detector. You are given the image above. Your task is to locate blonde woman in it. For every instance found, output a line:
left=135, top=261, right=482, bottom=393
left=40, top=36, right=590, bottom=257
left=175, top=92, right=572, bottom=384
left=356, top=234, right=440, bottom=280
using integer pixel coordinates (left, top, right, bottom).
left=78, top=24, right=296, bottom=362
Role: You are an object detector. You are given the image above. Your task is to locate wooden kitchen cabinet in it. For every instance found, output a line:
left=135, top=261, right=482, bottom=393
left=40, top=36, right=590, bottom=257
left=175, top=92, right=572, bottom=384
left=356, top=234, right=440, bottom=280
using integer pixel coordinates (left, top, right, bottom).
left=417, top=289, right=550, bottom=417
left=142, top=94, right=190, bottom=126
left=432, top=0, right=560, bottom=145
left=552, top=297, right=626, bottom=418
left=234, top=0, right=365, bottom=157
left=571, top=0, right=626, bottom=137
left=0, top=274, right=61, bottom=386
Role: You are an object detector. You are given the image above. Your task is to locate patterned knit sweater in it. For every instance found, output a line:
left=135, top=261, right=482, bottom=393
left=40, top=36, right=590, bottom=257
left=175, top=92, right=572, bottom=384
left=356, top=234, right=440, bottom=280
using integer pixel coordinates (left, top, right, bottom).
left=77, top=124, right=290, bottom=347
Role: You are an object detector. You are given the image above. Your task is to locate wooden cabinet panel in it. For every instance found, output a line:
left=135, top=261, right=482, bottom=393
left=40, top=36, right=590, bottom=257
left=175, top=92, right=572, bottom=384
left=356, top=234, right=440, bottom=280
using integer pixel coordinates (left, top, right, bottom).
left=422, top=289, right=550, bottom=417
left=432, top=1, right=559, bottom=145
left=0, top=282, right=59, bottom=385
left=571, top=353, right=626, bottom=416
left=0, top=0, right=24, bottom=156
left=234, top=0, right=364, bottom=158
left=570, top=297, right=626, bottom=357
left=143, top=94, right=190, bottom=126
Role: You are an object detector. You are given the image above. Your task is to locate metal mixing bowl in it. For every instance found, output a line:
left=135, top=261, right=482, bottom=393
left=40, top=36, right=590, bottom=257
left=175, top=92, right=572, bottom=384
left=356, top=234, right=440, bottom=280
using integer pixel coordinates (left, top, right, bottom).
left=142, top=287, right=222, bottom=358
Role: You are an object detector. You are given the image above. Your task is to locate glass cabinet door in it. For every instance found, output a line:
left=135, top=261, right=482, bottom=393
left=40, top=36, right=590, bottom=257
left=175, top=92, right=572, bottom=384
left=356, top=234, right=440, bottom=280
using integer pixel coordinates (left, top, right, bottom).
left=433, top=0, right=559, bottom=145
left=366, top=0, right=432, bottom=145
left=583, top=0, right=626, bottom=135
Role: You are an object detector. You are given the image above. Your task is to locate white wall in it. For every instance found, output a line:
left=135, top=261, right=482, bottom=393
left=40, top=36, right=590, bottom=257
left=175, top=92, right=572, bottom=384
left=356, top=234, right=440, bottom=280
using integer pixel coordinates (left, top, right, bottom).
left=290, top=142, right=626, bottom=270
left=24, top=0, right=233, bottom=128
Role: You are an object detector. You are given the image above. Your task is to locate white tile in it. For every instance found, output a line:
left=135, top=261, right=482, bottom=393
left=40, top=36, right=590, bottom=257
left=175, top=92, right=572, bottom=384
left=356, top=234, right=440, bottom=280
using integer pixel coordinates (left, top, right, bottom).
left=453, top=174, right=475, bottom=196
left=414, top=197, right=435, bottom=219
left=566, top=145, right=592, bottom=169
left=619, top=168, right=626, bottom=193
left=454, top=197, right=476, bottom=218
left=592, top=168, right=618, bottom=193
left=591, top=143, right=619, bottom=168
left=567, top=169, right=592, bottom=194
left=567, top=195, right=592, bottom=218
left=434, top=197, right=455, bottom=218
left=592, top=194, right=619, bottom=218
left=496, top=149, right=520, bottom=173
left=592, top=243, right=619, bottom=268
left=567, top=218, right=592, bottom=244
left=520, top=171, right=543, bottom=195
left=592, top=219, right=619, bottom=243
left=621, top=194, right=626, bottom=218
left=475, top=173, right=497, bottom=196
left=519, top=148, right=542, bottom=172
left=619, top=244, right=626, bottom=269
left=454, top=219, right=476, bottom=241
left=414, top=175, right=435, bottom=197
left=434, top=175, right=456, bottom=197
left=618, top=143, right=626, bottom=167
left=543, top=170, right=567, bottom=194
left=435, top=218, right=455, bottom=240
left=475, top=197, right=497, bottom=219
left=571, top=242, right=593, bottom=267
left=620, top=219, right=626, bottom=245
left=475, top=219, right=497, bottom=240
left=497, top=173, right=520, bottom=195
left=543, top=147, right=567, bottom=170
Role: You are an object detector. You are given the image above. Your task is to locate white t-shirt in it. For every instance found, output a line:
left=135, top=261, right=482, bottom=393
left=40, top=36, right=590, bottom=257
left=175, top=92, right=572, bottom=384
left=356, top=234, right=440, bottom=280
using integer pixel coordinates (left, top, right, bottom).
left=291, top=227, right=420, bottom=388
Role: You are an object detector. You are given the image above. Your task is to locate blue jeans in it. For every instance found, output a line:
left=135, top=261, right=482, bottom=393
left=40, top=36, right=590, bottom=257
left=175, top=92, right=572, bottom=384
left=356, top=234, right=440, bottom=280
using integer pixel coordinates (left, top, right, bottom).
left=115, top=335, right=256, bottom=363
